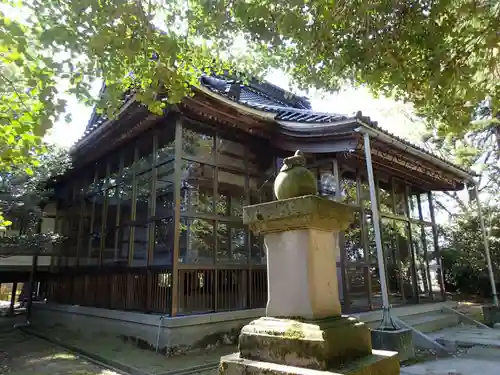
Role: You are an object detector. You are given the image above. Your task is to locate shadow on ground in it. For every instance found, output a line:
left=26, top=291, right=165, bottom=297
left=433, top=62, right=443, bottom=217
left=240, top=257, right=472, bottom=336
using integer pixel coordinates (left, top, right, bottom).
left=0, top=316, right=116, bottom=375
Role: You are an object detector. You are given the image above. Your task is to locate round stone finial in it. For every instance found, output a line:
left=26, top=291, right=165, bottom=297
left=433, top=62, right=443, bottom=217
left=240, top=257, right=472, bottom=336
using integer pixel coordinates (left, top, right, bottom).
left=273, top=150, right=318, bottom=200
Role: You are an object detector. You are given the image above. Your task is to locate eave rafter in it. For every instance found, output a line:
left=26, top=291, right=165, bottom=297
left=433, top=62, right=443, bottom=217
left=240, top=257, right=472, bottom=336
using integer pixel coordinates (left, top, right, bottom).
left=356, top=142, right=462, bottom=191
left=181, top=93, right=275, bottom=138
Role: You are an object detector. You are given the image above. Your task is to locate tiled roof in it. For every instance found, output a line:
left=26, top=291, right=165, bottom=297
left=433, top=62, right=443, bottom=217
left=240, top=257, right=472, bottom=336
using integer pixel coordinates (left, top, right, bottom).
left=200, top=75, right=357, bottom=124
left=84, top=89, right=135, bottom=135
left=199, top=75, right=473, bottom=177
left=77, top=74, right=472, bottom=178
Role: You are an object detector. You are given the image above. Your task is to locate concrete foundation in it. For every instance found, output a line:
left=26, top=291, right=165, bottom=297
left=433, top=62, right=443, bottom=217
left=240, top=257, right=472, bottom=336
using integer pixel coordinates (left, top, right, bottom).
left=31, top=302, right=264, bottom=351
left=371, top=328, right=415, bottom=361
left=482, top=305, right=500, bottom=326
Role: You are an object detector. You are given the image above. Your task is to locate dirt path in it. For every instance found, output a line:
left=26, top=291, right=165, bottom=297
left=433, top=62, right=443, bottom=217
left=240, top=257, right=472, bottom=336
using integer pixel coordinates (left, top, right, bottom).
left=0, top=324, right=119, bottom=375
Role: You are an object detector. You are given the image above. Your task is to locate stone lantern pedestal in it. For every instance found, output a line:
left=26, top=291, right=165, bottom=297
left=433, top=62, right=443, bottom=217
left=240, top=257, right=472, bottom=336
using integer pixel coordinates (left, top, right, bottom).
left=482, top=304, right=500, bottom=326
left=219, top=195, right=400, bottom=375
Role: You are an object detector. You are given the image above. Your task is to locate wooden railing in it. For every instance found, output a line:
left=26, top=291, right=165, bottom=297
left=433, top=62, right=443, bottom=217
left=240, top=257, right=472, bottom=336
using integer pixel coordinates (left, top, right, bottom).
left=45, top=267, right=267, bottom=315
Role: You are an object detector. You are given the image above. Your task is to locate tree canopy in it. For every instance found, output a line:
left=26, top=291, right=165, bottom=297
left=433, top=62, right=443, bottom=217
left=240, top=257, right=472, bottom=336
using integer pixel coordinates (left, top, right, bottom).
left=0, top=145, right=70, bottom=253
left=2, top=0, right=500, bottom=157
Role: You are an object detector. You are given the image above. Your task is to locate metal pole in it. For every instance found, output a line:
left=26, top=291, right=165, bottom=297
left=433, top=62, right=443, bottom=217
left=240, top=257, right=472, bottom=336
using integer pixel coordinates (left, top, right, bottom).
left=474, top=183, right=498, bottom=306
left=363, top=133, right=399, bottom=329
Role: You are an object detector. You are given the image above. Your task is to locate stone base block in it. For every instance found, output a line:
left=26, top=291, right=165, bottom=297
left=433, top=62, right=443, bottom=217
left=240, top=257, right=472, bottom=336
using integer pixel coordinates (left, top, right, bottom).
left=371, top=328, right=415, bottom=362
left=482, top=305, right=500, bottom=326
left=238, top=316, right=372, bottom=370
left=219, top=350, right=400, bottom=375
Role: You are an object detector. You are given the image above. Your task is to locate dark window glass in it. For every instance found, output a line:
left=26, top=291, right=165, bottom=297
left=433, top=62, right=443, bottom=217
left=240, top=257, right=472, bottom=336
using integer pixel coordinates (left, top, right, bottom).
left=250, top=232, right=265, bottom=265
left=393, top=181, right=407, bottom=216
left=91, top=192, right=104, bottom=235
left=102, top=187, right=119, bottom=264
left=78, top=236, right=91, bottom=266
left=318, top=166, right=336, bottom=200
left=152, top=217, right=174, bottom=265
left=412, top=223, right=431, bottom=298
left=179, top=218, right=214, bottom=264
left=135, top=169, right=153, bottom=221
left=182, top=128, right=214, bottom=163
left=346, top=266, right=370, bottom=311
left=409, top=194, right=420, bottom=220
left=419, top=194, right=432, bottom=222
left=119, top=177, right=133, bottom=225
left=425, top=226, right=440, bottom=293
left=249, top=175, right=273, bottom=206
left=89, top=235, right=100, bottom=265
left=102, top=228, right=117, bottom=264
left=180, top=160, right=214, bottom=213
left=217, top=224, right=247, bottom=264
left=116, top=226, right=130, bottom=264
left=366, top=214, right=377, bottom=262
left=104, top=187, right=119, bottom=230
left=122, top=141, right=135, bottom=180
left=157, top=125, right=175, bottom=163
left=96, top=159, right=107, bottom=192
left=217, top=170, right=245, bottom=217
left=340, top=173, right=357, bottom=204
left=78, top=199, right=92, bottom=264
left=155, top=161, right=174, bottom=217
left=381, top=218, right=401, bottom=304
left=80, top=169, right=94, bottom=197
left=217, top=137, right=245, bottom=171
left=108, top=153, right=121, bottom=187
left=358, top=178, right=371, bottom=210
left=66, top=205, right=79, bottom=266
left=379, top=179, right=393, bottom=214
left=132, top=223, right=149, bottom=266
left=87, top=167, right=99, bottom=195
left=134, top=132, right=154, bottom=172
left=249, top=149, right=270, bottom=175
left=344, top=211, right=364, bottom=262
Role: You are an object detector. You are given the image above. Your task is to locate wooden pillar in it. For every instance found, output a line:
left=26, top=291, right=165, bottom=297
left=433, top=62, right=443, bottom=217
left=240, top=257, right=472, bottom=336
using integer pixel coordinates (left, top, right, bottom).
left=404, top=187, right=419, bottom=304
left=416, top=194, right=433, bottom=300
left=128, top=142, right=139, bottom=267
left=26, top=255, right=38, bottom=322
left=357, top=171, right=373, bottom=310
left=171, top=117, right=183, bottom=317
left=9, top=282, right=17, bottom=315
left=334, top=159, right=350, bottom=311
left=428, top=191, right=446, bottom=301
left=213, top=131, right=219, bottom=312
left=391, top=179, right=406, bottom=303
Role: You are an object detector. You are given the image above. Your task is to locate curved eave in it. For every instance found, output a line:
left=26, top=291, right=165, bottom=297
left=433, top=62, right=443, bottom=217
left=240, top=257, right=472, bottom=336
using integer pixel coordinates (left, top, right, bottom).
left=354, top=122, right=475, bottom=184
left=194, top=85, right=277, bottom=122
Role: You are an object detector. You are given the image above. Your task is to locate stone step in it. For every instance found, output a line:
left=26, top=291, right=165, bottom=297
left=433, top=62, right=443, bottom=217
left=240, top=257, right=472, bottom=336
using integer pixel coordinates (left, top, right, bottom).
left=399, top=311, right=459, bottom=333
left=431, top=325, right=500, bottom=353
left=220, top=349, right=400, bottom=375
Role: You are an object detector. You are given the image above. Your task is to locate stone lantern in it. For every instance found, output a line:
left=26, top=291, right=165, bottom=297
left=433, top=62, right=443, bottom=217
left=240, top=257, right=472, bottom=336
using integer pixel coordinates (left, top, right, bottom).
left=218, top=151, right=401, bottom=375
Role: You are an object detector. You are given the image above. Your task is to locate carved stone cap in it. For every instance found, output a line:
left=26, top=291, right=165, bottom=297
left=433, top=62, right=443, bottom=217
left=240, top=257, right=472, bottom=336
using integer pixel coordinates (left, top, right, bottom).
left=243, top=195, right=354, bottom=235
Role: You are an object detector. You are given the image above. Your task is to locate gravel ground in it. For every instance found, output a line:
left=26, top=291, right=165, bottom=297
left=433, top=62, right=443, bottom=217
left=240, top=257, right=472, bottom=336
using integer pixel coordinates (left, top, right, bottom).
left=28, top=323, right=233, bottom=375
left=0, top=323, right=120, bottom=375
